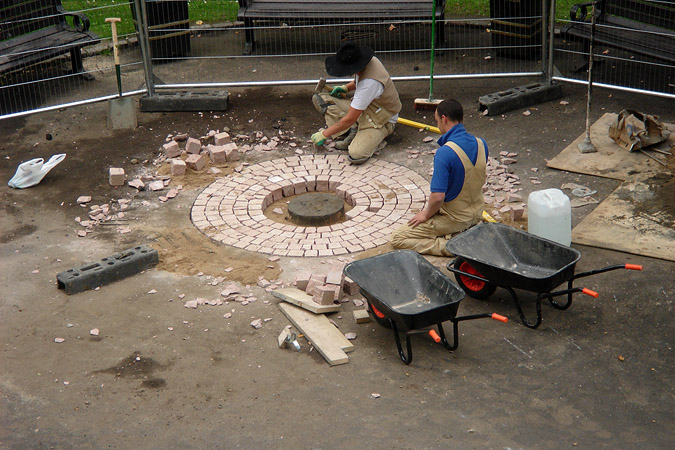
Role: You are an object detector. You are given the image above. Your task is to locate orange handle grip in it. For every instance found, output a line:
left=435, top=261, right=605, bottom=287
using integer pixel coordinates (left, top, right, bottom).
left=625, top=264, right=643, bottom=271
left=582, top=288, right=599, bottom=298
left=491, top=313, right=508, bottom=323
left=428, top=329, right=441, bottom=343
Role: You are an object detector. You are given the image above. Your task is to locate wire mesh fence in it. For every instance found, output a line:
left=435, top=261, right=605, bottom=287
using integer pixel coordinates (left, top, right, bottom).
left=552, top=0, right=675, bottom=97
left=1, top=1, right=673, bottom=121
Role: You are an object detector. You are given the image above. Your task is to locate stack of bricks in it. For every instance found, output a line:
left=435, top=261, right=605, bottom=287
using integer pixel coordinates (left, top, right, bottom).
left=161, top=133, right=241, bottom=175
left=294, top=269, right=360, bottom=306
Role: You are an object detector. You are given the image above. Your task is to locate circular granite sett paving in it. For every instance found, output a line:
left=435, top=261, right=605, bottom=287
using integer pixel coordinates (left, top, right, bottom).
left=191, top=154, right=429, bottom=257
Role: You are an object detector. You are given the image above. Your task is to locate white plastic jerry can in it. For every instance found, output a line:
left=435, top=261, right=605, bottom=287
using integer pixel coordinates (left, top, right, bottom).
left=527, top=188, right=572, bottom=246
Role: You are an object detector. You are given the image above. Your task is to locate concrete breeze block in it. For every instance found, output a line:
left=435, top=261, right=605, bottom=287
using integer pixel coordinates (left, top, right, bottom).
left=170, top=158, right=186, bottom=176
left=185, top=137, right=202, bottom=154
left=109, top=168, right=125, bottom=186
left=185, top=153, right=208, bottom=171
left=214, top=132, right=231, bottom=145
left=163, top=141, right=181, bottom=158
left=208, top=145, right=227, bottom=163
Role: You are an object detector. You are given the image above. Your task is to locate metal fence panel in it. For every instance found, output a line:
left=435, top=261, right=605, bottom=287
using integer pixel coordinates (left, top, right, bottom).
left=3, top=1, right=671, bottom=121
left=552, top=0, right=675, bottom=98
left=0, top=0, right=145, bottom=119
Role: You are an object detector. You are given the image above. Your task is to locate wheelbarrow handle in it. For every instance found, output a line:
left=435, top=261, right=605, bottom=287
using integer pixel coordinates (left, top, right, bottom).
left=582, top=288, right=599, bottom=298
left=491, top=313, right=508, bottom=323
left=572, top=263, right=643, bottom=280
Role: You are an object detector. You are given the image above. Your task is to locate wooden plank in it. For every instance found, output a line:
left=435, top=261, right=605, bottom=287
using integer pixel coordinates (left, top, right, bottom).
left=572, top=181, right=675, bottom=262
left=272, top=287, right=341, bottom=314
left=279, top=303, right=354, bottom=366
left=547, top=113, right=674, bottom=182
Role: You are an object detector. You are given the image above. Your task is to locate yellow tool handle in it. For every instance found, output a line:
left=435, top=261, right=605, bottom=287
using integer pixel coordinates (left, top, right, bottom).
left=482, top=211, right=497, bottom=223
left=397, top=117, right=441, bottom=134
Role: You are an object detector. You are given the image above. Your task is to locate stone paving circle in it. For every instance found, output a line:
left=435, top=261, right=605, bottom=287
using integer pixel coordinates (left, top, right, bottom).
left=191, top=154, right=429, bottom=257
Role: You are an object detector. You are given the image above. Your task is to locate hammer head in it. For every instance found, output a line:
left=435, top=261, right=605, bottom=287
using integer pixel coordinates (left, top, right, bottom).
left=313, top=77, right=326, bottom=94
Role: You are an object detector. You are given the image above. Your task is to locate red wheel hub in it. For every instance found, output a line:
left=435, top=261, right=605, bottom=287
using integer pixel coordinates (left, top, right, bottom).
left=370, top=303, right=386, bottom=319
left=459, top=261, right=486, bottom=292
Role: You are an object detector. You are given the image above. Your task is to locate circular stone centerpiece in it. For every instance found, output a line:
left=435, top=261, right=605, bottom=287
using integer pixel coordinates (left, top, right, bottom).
left=287, top=193, right=345, bottom=226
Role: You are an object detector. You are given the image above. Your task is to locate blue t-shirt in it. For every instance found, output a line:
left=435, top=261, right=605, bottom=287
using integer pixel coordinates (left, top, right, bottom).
left=430, top=124, right=488, bottom=202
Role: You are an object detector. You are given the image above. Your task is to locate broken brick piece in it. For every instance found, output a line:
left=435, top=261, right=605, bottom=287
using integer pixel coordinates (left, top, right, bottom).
left=186, top=153, right=208, bottom=171
left=185, top=137, right=202, bottom=154
left=342, top=277, right=360, bottom=296
left=208, top=145, right=227, bottom=164
left=295, top=272, right=311, bottom=291
left=312, top=285, right=335, bottom=305
left=325, top=271, right=343, bottom=286
left=170, top=158, right=186, bottom=176
left=109, top=168, right=125, bottom=186
left=305, top=274, right=326, bottom=296
left=214, top=132, right=231, bottom=145
left=510, top=205, right=525, bottom=221
left=162, top=141, right=181, bottom=158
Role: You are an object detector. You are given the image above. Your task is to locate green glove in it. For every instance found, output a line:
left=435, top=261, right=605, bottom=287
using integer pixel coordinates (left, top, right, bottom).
left=311, top=130, right=326, bottom=146
left=330, top=85, right=348, bottom=98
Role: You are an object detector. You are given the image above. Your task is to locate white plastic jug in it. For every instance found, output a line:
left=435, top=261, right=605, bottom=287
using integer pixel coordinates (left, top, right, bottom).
left=527, top=188, right=571, bottom=246
left=8, top=153, right=66, bottom=189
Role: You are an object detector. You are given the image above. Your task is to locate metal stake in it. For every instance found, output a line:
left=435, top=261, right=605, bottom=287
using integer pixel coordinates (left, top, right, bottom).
left=578, top=2, right=598, bottom=154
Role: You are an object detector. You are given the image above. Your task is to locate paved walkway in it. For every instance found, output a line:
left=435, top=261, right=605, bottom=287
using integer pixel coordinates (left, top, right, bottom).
left=191, top=154, right=429, bottom=257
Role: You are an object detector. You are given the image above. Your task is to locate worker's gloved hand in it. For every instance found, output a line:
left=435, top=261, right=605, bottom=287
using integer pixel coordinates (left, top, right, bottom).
left=330, top=85, right=348, bottom=98
left=311, top=131, right=326, bottom=146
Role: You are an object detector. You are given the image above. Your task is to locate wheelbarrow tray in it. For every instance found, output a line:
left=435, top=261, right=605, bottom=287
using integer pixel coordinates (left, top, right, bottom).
left=344, top=250, right=465, bottom=331
left=446, top=223, right=581, bottom=293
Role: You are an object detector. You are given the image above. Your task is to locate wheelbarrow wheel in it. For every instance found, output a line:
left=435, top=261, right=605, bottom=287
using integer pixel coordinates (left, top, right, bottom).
left=453, top=257, right=497, bottom=300
left=367, top=301, right=392, bottom=328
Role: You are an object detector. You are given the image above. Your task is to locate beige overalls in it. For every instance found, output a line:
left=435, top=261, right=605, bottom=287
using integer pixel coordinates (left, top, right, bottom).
left=391, top=139, right=487, bottom=256
left=318, top=57, right=402, bottom=161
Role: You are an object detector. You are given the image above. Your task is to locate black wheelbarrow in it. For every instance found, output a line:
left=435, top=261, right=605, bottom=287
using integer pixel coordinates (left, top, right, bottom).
left=343, top=250, right=507, bottom=365
left=445, top=223, right=643, bottom=329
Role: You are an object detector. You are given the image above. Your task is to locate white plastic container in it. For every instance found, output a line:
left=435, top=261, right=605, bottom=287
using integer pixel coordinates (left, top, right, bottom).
left=527, top=188, right=572, bottom=246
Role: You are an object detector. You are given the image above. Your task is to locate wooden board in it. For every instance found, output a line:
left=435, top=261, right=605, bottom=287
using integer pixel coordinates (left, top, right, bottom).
left=279, top=303, right=353, bottom=366
left=572, top=182, right=675, bottom=261
left=547, top=113, right=674, bottom=181
left=272, top=288, right=340, bottom=314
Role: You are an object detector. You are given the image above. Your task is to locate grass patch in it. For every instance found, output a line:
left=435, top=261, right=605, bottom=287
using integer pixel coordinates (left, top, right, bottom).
left=62, top=0, right=238, bottom=40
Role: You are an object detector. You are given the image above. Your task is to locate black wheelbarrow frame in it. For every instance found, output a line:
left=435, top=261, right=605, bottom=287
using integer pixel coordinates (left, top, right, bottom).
left=445, top=223, right=643, bottom=329
left=343, top=250, right=507, bottom=365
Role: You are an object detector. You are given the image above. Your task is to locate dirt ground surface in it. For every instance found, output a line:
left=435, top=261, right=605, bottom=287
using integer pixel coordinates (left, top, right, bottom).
left=1, top=69, right=674, bottom=450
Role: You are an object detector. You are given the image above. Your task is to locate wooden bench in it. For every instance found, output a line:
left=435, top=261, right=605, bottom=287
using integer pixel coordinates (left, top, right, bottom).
left=0, top=0, right=100, bottom=79
left=561, top=0, right=675, bottom=64
left=237, top=0, right=446, bottom=54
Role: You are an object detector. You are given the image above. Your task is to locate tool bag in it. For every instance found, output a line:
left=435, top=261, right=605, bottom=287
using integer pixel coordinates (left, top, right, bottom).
left=608, top=109, right=670, bottom=152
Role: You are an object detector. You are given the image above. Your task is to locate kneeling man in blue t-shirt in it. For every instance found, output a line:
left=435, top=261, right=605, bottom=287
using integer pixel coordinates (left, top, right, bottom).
left=391, top=99, right=488, bottom=256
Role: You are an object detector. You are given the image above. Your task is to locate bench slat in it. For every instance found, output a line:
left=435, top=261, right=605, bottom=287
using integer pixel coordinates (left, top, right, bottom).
left=0, top=29, right=97, bottom=71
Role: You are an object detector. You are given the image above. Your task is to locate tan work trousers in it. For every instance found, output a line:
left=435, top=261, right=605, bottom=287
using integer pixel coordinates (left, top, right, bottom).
left=318, top=93, right=395, bottom=160
left=390, top=205, right=476, bottom=256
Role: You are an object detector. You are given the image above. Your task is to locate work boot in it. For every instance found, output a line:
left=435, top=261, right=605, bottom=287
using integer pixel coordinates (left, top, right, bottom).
left=347, top=155, right=370, bottom=165
left=312, top=94, right=331, bottom=115
left=335, top=126, right=358, bottom=150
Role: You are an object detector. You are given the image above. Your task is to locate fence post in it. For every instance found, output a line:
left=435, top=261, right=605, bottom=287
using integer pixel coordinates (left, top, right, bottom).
left=133, top=0, right=155, bottom=97
left=544, top=0, right=556, bottom=85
